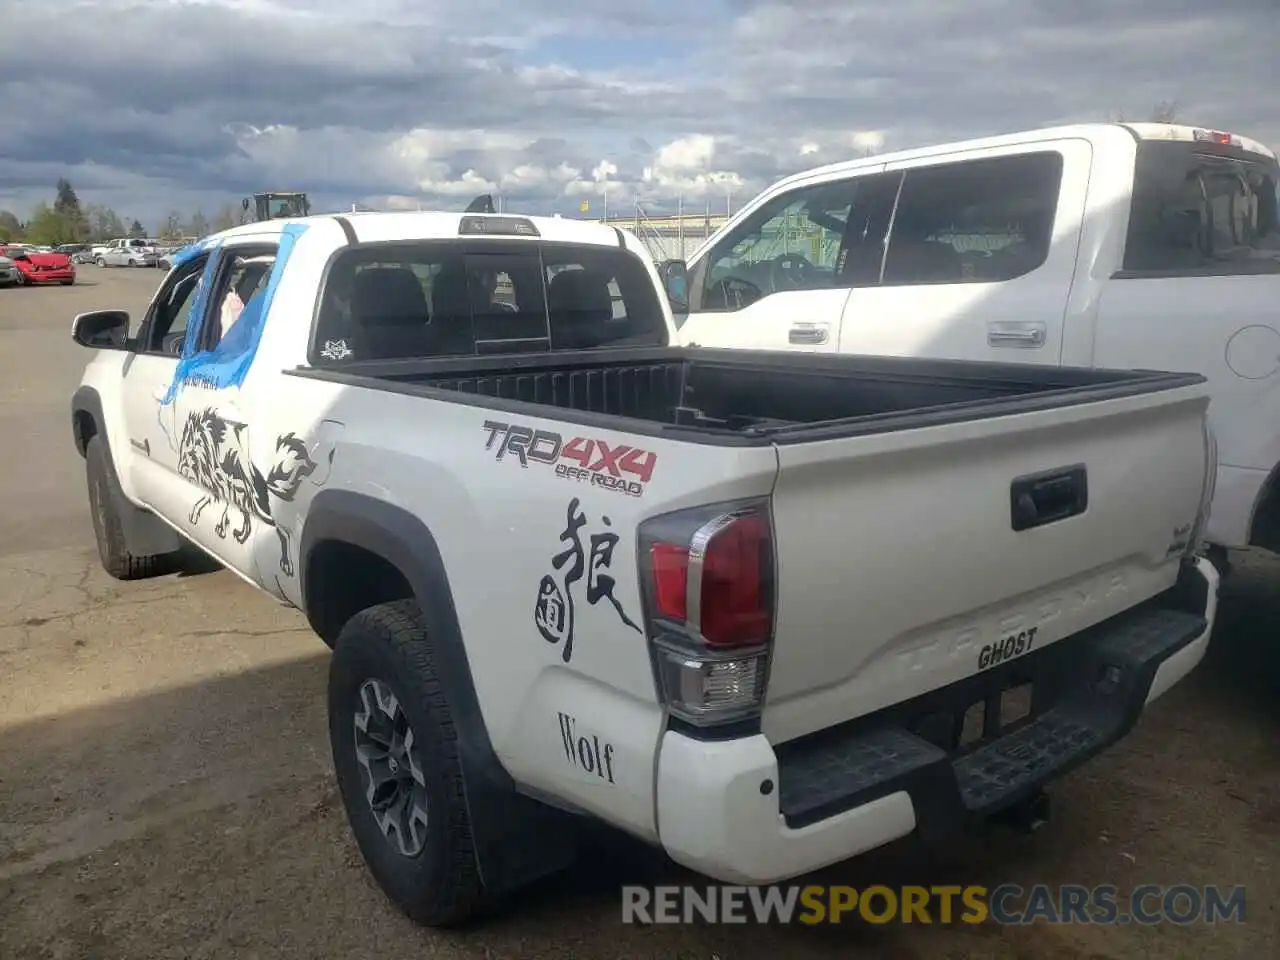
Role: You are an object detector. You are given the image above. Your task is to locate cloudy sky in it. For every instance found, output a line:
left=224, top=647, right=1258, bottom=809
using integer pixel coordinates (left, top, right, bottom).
left=1, top=0, right=1276, bottom=228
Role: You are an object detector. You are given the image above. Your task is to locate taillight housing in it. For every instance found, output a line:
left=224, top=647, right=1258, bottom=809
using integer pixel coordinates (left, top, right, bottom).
left=637, top=498, right=775, bottom=727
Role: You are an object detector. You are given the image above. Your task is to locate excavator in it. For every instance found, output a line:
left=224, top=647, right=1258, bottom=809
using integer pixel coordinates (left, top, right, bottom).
left=241, top=191, right=311, bottom=222
left=239, top=191, right=493, bottom=223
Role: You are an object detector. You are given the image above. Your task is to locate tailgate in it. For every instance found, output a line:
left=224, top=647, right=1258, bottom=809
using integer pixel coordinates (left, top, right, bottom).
left=762, top=384, right=1211, bottom=744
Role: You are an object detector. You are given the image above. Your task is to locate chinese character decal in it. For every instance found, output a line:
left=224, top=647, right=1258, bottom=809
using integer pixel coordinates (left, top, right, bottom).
left=534, top=497, right=641, bottom=662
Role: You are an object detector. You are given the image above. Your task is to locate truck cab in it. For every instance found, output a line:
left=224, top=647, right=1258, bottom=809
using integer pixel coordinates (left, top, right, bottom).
left=664, top=122, right=1280, bottom=556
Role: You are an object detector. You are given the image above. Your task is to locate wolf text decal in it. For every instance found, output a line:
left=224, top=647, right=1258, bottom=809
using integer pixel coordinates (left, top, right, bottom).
left=177, top=408, right=322, bottom=576
left=533, top=497, right=641, bottom=663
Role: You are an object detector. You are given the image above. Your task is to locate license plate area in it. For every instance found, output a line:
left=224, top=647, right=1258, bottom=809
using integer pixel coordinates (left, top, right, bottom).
left=902, top=663, right=1054, bottom=759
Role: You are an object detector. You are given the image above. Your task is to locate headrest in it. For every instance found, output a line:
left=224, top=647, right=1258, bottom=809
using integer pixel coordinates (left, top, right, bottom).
left=548, top=268, right=613, bottom=316
left=430, top=262, right=474, bottom=320
left=883, top=240, right=962, bottom=283
left=351, top=267, right=428, bottom=328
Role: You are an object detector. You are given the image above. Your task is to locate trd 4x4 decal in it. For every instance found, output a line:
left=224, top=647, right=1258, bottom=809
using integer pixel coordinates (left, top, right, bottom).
left=482, top=419, right=658, bottom=498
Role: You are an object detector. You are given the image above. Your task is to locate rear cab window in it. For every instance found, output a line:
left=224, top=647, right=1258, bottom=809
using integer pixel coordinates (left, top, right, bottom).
left=311, top=240, right=668, bottom=364
left=1121, top=133, right=1280, bottom=277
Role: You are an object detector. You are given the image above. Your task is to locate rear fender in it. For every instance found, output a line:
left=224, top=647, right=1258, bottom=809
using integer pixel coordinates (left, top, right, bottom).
left=299, top=490, right=578, bottom=894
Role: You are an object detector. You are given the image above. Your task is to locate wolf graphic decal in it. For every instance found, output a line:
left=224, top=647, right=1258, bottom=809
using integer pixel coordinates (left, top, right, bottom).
left=176, top=408, right=319, bottom=576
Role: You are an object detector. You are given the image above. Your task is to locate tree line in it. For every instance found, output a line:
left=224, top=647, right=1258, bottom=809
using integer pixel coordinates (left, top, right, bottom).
left=0, top=179, right=244, bottom=246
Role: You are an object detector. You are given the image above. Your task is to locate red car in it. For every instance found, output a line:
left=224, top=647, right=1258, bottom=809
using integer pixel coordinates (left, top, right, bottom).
left=0, top=246, right=76, bottom=285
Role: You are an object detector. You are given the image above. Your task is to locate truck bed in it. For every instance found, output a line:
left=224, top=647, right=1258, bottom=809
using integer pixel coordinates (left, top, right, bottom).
left=293, top=347, right=1204, bottom=443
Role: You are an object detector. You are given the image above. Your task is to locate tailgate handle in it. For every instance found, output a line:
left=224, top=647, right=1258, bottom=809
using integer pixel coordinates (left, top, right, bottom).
left=1011, top=465, right=1088, bottom=531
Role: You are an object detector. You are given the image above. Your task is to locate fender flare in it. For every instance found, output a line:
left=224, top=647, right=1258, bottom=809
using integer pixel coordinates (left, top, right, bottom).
left=299, top=489, right=577, bottom=894
left=70, top=385, right=181, bottom=557
left=71, top=384, right=105, bottom=457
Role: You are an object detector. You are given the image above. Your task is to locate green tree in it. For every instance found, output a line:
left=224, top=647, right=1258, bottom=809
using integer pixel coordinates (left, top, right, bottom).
left=128, top=218, right=146, bottom=239
left=187, top=209, right=209, bottom=238
left=0, top=209, right=22, bottom=242
left=25, top=202, right=82, bottom=245
left=211, top=204, right=239, bottom=232
left=160, top=210, right=184, bottom=240
left=85, top=204, right=126, bottom=242
left=53, top=178, right=89, bottom=241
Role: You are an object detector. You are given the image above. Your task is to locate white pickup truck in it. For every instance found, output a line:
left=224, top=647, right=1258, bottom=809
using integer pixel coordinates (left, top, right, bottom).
left=660, top=122, right=1280, bottom=567
left=70, top=210, right=1220, bottom=926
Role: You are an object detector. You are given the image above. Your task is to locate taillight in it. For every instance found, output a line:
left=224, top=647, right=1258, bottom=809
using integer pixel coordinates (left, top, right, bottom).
left=637, top=498, right=775, bottom=727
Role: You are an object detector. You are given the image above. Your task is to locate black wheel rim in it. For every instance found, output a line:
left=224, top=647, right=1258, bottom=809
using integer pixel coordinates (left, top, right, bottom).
left=353, top=678, right=430, bottom=857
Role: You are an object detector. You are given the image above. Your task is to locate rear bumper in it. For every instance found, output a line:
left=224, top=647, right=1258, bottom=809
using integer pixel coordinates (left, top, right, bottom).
left=654, top=556, right=1218, bottom=885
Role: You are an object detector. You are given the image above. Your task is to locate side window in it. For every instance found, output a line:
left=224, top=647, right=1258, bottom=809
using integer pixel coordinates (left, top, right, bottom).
left=199, top=247, right=278, bottom=352
left=141, top=255, right=209, bottom=356
left=697, top=173, right=900, bottom=312
left=881, top=152, right=1064, bottom=286
left=1122, top=143, right=1280, bottom=276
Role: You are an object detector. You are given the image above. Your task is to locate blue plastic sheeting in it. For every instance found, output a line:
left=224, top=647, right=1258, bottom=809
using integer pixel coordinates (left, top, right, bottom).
left=171, top=234, right=220, bottom=269
left=161, top=223, right=308, bottom=404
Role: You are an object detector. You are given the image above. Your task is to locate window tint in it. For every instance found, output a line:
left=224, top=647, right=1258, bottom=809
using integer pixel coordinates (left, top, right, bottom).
left=699, top=173, right=899, bottom=311
left=882, top=152, right=1063, bottom=286
left=1122, top=142, right=1280, bottom=276
left=313, top=241, right=667, bottom=363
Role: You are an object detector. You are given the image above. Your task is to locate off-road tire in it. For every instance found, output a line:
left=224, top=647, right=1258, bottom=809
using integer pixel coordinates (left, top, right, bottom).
left=85, top=436, right=170, bottom=580
left=328, top=599, right=487, bottom=927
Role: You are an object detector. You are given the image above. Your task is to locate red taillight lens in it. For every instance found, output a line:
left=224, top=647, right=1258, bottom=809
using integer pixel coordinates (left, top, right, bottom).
left=644, top=507, right=773, bottom=649
left=650, top=542, right=689, bottom=620
left=700, top=514, right=770, bottom=647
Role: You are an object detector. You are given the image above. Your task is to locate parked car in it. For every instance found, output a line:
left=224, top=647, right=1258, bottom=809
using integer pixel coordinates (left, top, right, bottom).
left=659, top=121, right=1280, bottom=567
left=58, top=243, right=96, bottom=264
left=0, top=253, right=19, bottom=286
left=97, top=238, right=157, bottom=267
left=0, top=244, right=75, bottom=285
left=155, top=245, right=185, bottom=269
left=69, top=210, right=1219, bottom=927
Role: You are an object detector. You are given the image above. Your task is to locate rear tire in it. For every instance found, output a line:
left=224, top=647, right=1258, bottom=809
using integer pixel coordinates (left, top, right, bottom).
left=85, top=436, right=171, bottom=580
left=61, top=278, right=74, bottom=286
left=328, top=599, right=488, bottom=927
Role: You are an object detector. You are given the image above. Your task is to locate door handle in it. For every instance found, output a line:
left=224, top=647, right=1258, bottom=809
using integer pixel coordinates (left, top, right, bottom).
left=788, top=323, right=829, bottom=345
left=987, top=322, right=1046, bottom=347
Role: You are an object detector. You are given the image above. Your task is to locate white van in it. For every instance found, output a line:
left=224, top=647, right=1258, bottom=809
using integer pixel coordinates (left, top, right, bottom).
left=660, top=122, right=1280, bottom=561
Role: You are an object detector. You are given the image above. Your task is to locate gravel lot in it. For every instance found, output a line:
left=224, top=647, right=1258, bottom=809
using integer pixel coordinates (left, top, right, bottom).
left=0, top=266, right=1276, bottom=959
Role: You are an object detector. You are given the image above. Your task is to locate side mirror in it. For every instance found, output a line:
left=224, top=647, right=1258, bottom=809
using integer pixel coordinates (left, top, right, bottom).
left=72, top=309, right=131, bottom=350
left=658, top=259, right=689, bottom=311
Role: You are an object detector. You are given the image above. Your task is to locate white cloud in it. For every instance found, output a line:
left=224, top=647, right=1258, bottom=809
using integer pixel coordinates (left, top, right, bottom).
left=0, top=0, right=1276, bottom=227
